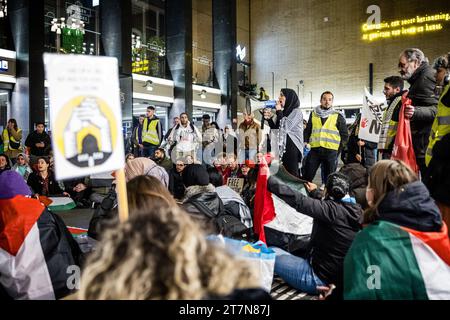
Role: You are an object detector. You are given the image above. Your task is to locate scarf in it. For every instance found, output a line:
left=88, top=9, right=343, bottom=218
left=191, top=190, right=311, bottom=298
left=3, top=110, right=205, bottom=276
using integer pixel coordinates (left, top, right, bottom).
left=378, top=95, right=402, bottom=150
left=278, top=88, right=304, bottom=160
left=314, top=105, right=336, bottom=118
left=124, top=158, right=169, bottom=186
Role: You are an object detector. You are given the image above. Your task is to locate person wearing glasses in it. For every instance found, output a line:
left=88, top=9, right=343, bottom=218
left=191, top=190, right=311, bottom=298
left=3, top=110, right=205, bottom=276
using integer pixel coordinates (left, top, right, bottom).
left=397, top=48, right=438, bottom=178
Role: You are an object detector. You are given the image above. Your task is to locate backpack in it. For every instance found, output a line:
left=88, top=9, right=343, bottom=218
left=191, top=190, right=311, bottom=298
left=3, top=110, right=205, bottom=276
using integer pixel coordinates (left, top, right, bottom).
left=215, top=214, right=255, bottom=241
left=187, top=198, right=253, bottom=241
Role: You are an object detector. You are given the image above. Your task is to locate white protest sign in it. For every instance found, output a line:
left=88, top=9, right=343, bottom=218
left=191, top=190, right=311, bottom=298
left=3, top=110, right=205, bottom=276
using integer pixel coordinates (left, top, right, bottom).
left=227, top=177, right=245, bottom=194
left=358, top=87, right=387, bottom=143
left=44, top=54, right=125, bottom=180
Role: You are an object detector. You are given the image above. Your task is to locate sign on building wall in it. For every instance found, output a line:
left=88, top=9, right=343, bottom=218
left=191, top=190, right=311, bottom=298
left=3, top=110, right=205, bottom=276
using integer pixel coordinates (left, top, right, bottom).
left=44, top=54, right=125, bottom=180
left=362, top=10, right=450, bottom=41
left=358, top=88, right=387, bottom=143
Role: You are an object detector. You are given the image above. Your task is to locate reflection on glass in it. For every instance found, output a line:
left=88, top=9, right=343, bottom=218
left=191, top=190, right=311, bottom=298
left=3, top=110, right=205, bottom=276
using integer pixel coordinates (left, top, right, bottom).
left=44, top=0, right=100, bottom=55
left=131, top=0, right=166, bottom=78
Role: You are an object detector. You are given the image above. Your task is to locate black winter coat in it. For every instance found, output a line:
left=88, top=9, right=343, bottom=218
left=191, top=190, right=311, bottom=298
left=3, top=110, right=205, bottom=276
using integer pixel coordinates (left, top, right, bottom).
left=268, top=176, right=363, bottom=290
left=182, top=187, right=225, bottom=232
left=25, top=131, right=52, bottom=156
left=377, top=180, right=442, bottom=232
left=27, top=171, right=65, bottom=196
left=407, top=62, right=439, bottom=159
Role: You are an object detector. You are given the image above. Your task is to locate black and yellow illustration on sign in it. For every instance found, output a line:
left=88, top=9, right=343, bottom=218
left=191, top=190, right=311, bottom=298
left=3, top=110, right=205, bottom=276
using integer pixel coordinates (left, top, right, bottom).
left=54, top=96, right=118, bottom=168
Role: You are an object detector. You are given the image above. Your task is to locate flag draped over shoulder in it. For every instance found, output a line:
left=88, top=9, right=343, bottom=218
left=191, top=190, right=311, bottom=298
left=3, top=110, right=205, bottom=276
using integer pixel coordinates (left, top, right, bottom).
left=0, top=195, right=82, bottom=300
left=344, top=220, right=450, bottom=300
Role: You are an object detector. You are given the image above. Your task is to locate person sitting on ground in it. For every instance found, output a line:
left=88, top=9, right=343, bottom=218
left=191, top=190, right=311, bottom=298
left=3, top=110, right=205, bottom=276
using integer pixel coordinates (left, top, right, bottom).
left=0, top=171, right=82, bottom=300
left=240, top=160, right=258, bottom=215
left=182, top=164, right=225, bottom=233
left=88, top=175, right=177, bottom=240
left=227, top=153, right=243, bottom=183
left=124, top=157, right=169, bottom=187
left=344, top=160, right=449, bottom=300
left=11, top=153, right=33, bottom=182
left=214, top=152, right=231, bottom=185
left=339, top=162, right=369, bottom=209
left=267, top=172, right=363, bottom=298
left=153, top=147, right=173, bottom=172
left=125, top=153, right=135, bottom=163
left=78, top=202, right=269, bottom=300
left=87, top=172, right=115, bottom=206
left=208, top=167, right=253, bottom=230
left=63, top=177, right=92, bottom=208
left=0, top=153, right=12, bottom=174
left=27, top=157, right=69, bottom=198
left=168, top=159, right=186, bottom=200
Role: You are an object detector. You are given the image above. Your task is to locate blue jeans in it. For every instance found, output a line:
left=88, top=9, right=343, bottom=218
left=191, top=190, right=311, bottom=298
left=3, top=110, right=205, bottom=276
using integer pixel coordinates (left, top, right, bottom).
left=143, top=145, right=158, bottom=158
left=271, top=247, right=326, bottom=294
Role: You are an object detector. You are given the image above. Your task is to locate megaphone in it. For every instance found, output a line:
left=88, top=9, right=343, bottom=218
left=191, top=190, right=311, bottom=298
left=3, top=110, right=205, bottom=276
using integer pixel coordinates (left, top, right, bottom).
left=238, top=92, right=278, bottom=115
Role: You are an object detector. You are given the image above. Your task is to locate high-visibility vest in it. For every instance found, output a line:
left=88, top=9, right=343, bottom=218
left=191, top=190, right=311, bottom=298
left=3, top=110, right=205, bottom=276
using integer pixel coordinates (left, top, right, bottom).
left=142, top=117, right=160, bottom=145
left=425, top=83, right=450, bottom=166
left=2, top=128, right=22, bottom=151
left=310, top=112, right=341, bottom=151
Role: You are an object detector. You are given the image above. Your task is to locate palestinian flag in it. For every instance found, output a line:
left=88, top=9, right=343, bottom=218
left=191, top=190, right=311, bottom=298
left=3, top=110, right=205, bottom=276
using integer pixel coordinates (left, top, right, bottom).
left=344, top=220, right=450, bottom=300
left=0, top=195, right=81, bottom=300
left=254, top=159, right=312, bottom=243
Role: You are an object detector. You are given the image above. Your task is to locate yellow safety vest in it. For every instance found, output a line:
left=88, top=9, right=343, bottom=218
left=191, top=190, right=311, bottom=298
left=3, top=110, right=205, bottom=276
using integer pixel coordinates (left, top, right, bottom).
left=2, top=128, right=22, bottom=151
left=425, top=83, right=450, bottom=166
left=310, top=112, right=341, bottom=151
left=142, top=117, right=160, bottom=145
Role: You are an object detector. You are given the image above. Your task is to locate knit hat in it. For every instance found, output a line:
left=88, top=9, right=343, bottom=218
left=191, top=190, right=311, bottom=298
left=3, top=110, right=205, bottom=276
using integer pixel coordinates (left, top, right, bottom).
left=325, top=172, right=350, bottom=200
left=0, top=170, right=32, bottom=199
left=182, top=164, right=210, bottom=187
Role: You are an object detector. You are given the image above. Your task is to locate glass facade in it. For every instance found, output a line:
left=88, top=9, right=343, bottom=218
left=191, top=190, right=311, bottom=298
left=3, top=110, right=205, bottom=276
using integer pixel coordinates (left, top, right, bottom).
left=44, top=0, right=101, bottom=55
left=131, top=0, right=166, bottom=78
left=0, top=14, right=13, bottom=50
left=0, top=89, right=9, bottom=131
left=192, top=0, right=213, bottom=87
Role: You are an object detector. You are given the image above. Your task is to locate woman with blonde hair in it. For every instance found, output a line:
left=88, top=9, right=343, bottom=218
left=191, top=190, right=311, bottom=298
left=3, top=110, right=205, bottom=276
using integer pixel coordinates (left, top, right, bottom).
left=344, top=160, right=450, bottom=300
left=79, top=203, right=268, bottom=300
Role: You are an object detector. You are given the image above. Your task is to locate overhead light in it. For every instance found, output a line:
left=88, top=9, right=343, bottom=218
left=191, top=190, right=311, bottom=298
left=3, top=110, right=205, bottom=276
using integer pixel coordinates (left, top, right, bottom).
left=144, top=80, right=154, bottom=91
left=199, top=90, right=207, bottom=99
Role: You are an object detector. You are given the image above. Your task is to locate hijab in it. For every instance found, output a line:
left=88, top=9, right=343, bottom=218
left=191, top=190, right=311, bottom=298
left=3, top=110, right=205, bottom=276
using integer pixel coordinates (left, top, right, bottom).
left=281, top=88, right=300, bottom=117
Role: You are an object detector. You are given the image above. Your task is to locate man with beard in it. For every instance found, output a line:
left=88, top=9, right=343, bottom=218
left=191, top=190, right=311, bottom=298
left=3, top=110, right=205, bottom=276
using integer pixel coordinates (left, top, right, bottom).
left=398, top=48, right=438, bottom=178
left=378, top=76, right=407, bottom=160
left=168, top=113, right=202, bottom=163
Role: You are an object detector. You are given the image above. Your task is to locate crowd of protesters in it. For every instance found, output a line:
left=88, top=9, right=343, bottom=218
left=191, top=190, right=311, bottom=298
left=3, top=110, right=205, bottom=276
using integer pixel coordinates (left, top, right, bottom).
left=0, top=48, right=450, bottom=301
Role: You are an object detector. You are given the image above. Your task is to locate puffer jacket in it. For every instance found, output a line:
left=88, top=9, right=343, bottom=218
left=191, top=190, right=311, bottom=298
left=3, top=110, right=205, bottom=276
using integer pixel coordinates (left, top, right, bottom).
left=182, top=184, right=225, bottom=232
left=407, top=62, right=439, bottom=159
left=377, top=180, right=442, bottom=232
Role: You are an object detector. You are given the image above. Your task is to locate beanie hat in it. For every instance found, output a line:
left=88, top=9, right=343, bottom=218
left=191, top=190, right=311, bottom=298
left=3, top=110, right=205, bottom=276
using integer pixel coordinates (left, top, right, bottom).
left=0, top=171, right=32, bottom=199
left=326, top=172, right=350, bottom=200
left=182, top=164, right=210, bottom=187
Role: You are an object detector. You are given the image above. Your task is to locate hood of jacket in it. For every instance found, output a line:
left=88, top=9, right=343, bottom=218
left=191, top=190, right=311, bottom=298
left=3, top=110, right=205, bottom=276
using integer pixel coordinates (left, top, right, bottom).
left=378, top=180, right=442, bottom=232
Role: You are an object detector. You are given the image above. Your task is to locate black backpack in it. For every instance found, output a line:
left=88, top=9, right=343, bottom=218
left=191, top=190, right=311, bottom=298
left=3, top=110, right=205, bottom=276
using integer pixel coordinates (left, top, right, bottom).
left=215, top=214, right=255, bottom=241
left=187, top=199, right=254, bottom=241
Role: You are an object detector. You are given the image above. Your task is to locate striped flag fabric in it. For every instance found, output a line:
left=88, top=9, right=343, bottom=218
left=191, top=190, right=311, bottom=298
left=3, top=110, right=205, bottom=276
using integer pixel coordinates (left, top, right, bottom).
left=0, top=195, right=82, bottom=300
left=344, top=220, right=450, bottom=300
